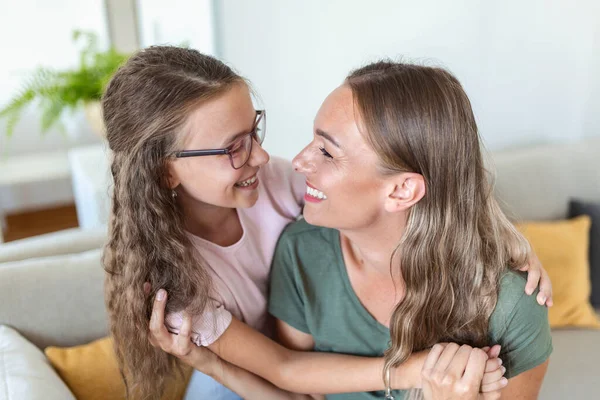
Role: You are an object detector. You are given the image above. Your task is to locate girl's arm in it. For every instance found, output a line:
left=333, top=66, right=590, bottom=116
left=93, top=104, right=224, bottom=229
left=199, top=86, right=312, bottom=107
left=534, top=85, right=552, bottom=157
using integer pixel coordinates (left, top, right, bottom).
left=149, top=293, right=319, bottom=400
left=150, top=289, right=506, bottom=395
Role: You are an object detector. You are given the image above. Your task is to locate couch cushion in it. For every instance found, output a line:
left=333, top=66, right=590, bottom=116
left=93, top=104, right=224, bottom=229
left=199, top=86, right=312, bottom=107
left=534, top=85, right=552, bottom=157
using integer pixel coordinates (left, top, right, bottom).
left=569, top=199, right=600, bottom=307
left=0, top=226, right=106, bottom=264
left=517, top=216, right=600, bottom=328
left=45, top=336, right=192, bottom=400
left=0, top=248, right=107, bottom=349
left=0, top=325, right=76, bottom=400
left=491, top=138, right=600, bottom=221
left=539, top=328, right=600, bottom=400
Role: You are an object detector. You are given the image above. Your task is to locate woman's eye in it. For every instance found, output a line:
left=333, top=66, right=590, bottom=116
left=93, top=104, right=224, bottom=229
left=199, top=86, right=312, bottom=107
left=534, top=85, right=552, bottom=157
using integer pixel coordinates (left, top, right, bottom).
left=319, top=147, right=333, bottom=159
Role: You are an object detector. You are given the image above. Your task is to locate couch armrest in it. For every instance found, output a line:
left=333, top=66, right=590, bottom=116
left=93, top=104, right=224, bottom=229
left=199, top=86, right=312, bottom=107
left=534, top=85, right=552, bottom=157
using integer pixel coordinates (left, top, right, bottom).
left=0, top=249, right=108, bottom=350
left=0, top=226, right=107, bottom=264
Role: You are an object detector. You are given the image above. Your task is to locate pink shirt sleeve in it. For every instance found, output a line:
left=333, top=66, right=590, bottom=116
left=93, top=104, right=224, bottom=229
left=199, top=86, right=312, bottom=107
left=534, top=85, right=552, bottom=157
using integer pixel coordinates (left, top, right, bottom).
left=165, top=300, right=233, bottom=347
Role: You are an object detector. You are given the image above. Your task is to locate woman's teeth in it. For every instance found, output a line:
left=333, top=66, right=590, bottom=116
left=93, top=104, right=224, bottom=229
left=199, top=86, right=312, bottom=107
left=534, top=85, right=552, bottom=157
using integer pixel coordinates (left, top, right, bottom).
left=306, top=186, right=327, bottom=200
left=236, top=175, right=257, bottom=187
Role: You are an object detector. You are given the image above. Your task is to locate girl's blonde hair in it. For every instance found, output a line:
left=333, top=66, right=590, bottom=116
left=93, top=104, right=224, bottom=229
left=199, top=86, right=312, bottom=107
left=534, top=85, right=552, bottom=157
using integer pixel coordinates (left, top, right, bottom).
left=102, top=46, right=245, bottom=399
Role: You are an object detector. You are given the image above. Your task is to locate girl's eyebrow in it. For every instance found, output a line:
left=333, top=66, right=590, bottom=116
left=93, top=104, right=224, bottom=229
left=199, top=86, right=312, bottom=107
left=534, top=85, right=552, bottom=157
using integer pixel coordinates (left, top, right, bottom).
left=222, top=130, right=248, bottom=147
left=316, top=129, right=342, bottom=149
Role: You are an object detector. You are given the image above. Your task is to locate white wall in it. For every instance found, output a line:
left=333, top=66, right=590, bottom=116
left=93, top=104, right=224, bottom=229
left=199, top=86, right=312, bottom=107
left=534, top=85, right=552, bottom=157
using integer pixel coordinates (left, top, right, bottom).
left=137, top=0, right=215, bottom=53
left=0, top=0, right=108, bottom=157
left=215, top=0, right=600, bottom=160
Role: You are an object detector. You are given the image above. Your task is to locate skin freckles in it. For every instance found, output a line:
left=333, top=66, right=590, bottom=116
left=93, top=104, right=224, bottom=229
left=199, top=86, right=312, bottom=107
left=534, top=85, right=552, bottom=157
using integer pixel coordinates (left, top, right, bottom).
left=293, top=85, right=389, bottom=231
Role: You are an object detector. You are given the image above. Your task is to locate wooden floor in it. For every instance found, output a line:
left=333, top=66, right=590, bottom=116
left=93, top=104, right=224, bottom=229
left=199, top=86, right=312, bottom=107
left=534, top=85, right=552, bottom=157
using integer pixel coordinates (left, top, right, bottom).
left=2, top=204, right=79, bottom=242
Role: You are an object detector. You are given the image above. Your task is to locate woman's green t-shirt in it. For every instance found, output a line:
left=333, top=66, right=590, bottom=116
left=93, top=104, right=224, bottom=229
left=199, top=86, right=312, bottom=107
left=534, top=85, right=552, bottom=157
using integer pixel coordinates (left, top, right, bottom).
left=268, top=219, right=553, bottom=400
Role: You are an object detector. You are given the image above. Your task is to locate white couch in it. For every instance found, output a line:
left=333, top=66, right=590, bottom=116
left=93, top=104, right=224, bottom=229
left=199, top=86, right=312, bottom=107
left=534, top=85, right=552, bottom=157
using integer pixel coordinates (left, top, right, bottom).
left=1, top=138, right=600, bottom=399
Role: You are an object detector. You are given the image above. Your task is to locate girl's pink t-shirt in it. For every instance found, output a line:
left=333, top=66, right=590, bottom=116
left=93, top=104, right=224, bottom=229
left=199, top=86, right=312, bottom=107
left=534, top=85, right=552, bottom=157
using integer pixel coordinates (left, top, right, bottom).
left=166, top=157, right=305, bottom=346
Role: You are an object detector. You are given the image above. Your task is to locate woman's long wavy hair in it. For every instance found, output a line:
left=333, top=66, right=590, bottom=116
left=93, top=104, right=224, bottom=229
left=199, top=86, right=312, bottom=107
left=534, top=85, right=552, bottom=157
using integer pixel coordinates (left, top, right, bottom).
left=346, top=61, right=531, bottom=387
left=102, top=46, right=245, bottom=399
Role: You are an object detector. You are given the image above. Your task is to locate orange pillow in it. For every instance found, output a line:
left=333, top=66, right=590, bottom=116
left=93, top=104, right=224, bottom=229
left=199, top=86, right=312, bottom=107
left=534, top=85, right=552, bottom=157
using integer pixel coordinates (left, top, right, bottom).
left=518, top=215, right=600, bottom=328
left=45, top=336, right=192, bottom=400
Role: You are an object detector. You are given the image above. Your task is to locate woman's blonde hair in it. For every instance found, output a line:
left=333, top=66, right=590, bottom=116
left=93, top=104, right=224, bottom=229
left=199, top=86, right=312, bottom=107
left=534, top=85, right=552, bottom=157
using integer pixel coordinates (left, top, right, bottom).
left=102, top=46, right=245, bottom=399
left=346, top=61, right=531, bottom=385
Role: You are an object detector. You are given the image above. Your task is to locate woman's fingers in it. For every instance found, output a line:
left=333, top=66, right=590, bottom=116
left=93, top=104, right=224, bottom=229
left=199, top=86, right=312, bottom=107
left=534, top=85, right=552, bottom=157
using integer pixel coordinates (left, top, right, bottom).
left=446, top=345, right=474, bottom=379
left=461, top=348, right=488, bottom=388
left=422, top=343, right=446, bottom=373
left=432, top=343, right=462, bottom=372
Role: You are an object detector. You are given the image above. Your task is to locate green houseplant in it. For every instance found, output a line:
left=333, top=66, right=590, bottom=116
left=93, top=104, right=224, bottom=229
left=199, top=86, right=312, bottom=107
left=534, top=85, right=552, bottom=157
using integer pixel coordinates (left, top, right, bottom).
left=0, top=31, right=130, bottom=138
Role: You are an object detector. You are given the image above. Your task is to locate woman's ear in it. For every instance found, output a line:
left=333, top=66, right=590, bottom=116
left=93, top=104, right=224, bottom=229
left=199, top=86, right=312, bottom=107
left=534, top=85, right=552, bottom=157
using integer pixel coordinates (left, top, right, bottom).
left=166, top=161, right=181, bottom=189
left=384, top=173, right=426, bottom=213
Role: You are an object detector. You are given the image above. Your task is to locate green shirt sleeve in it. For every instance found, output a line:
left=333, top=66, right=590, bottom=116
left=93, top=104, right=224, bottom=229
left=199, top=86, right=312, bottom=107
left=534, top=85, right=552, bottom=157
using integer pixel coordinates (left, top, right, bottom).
left=268, top=227, right=310, bottom=334
left=489, top=272, right=553, bottom=379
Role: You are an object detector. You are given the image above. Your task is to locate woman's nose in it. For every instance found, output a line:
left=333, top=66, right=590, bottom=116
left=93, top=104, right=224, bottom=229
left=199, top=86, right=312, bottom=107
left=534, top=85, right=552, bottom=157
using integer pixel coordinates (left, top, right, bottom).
left=292, top=146, right=317, bottom=174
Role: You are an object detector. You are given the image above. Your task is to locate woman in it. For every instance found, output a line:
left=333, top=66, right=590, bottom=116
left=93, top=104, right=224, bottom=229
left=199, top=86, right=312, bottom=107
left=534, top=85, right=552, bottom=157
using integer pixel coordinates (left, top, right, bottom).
left=267, top=61, right=552, bottom=399
left=149, top=59, right=552, bottom=399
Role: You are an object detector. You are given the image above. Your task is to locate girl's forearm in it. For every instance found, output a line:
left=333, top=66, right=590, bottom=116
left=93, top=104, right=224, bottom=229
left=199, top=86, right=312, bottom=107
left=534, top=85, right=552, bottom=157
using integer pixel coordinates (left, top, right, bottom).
left=210, top=318, right=422, bottom=393
left=208, top=358, right=317, bottom=400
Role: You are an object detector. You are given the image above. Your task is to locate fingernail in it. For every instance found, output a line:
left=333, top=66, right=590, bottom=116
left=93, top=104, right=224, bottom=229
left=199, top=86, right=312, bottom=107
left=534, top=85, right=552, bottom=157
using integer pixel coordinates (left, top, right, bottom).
left=539, top=296, right=546, bottom=304
left=501, top=378, right=508, bottom=385
left=157, top=289, right=165, bottom=301
left=498, top=358, right=503, bottom=365
left=502, top=366, right=506, bottom=373
left=526, top=287, right=533, bottom=295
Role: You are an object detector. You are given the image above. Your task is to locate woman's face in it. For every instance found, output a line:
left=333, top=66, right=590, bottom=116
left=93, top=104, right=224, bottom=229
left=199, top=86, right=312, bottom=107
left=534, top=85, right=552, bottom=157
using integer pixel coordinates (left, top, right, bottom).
left=292, top=84, right=389, bottom=230
left=169, top=83, right=270, bottom=210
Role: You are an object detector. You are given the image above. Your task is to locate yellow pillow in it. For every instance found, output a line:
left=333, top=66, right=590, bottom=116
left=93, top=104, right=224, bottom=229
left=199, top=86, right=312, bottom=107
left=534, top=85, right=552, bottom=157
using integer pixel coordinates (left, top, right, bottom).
left=517, top=215, right=600, bottom=328
left=45, top=336, right=192, bottom=400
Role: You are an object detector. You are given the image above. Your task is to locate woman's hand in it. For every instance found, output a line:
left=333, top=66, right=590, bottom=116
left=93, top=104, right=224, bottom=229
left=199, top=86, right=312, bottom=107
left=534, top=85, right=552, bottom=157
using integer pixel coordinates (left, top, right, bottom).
left=520, top=252, right=553, bottom=307
left=148, top=287, right=220, bottom=376
left=421, top=343, right=507, bottom=400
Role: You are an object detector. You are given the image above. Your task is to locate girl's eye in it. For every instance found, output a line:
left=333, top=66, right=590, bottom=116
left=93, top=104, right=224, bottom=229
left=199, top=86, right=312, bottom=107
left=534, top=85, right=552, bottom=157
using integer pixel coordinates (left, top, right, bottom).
left=319, top=147, right=333, bottom=159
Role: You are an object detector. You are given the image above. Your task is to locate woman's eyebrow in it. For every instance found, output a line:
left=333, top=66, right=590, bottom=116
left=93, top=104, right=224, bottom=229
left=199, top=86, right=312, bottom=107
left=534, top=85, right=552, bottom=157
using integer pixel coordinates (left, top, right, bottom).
left=316, top=129, right=342, bottom=149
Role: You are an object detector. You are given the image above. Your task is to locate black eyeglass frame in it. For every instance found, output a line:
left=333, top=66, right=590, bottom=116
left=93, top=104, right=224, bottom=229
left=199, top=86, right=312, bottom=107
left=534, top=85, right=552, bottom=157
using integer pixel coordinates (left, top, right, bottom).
left=174, top=110, right=265, bottom=170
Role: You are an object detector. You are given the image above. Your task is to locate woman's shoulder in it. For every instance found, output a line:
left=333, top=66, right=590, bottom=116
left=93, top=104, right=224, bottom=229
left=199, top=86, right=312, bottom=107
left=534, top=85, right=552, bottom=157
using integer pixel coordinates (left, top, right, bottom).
left=278, top=218, right=337, bottom=247
left=489, top=270, right=553, bottom=378
left=491, top=270, right=542, bottom=330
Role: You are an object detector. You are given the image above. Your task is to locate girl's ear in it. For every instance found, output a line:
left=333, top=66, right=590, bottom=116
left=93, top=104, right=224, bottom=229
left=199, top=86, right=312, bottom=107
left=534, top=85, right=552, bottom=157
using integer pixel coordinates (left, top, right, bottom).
left=384, top=173, right=426, bottom=213
left=166, top=161, right=181, bottom=189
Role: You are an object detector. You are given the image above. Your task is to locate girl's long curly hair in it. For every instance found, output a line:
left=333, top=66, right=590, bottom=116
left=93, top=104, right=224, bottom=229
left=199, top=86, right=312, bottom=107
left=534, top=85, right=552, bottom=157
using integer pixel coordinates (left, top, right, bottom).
left=346, top=61, right=532, bottom=390
left=102, top=46, right=245, bottom=399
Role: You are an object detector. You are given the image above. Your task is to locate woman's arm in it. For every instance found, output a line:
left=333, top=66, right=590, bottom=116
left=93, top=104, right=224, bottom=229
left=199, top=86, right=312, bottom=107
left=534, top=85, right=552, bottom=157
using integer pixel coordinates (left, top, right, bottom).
left=498, top=360, right=549, bottom=399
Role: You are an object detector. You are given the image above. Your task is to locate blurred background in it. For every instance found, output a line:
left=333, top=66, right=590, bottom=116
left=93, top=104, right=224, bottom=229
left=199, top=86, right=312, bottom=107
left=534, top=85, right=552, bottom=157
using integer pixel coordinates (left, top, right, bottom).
left=1, top=3, right=599, bottom=399
left=0, top=0, right=599, bottom=240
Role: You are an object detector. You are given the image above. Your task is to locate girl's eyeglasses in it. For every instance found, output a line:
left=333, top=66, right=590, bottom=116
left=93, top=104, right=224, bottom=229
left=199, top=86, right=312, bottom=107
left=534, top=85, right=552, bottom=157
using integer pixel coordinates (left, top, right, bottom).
left=174, top=110, right=266, bottom=170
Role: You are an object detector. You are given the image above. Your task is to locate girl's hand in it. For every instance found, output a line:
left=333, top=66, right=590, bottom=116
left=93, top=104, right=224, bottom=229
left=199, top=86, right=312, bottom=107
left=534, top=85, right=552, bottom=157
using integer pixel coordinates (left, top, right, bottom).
left=519, top=252, right=553, bottom=307
left=421, top=343, right=506, bottom=400
left=148, top=287, right=220, bottom=375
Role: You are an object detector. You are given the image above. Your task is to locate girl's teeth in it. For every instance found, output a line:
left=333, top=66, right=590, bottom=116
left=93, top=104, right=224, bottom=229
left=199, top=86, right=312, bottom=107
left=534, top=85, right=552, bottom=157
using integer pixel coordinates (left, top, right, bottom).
left=237, top=176, right=257, bottom=187
left=306, top=186, right=327, bottom=200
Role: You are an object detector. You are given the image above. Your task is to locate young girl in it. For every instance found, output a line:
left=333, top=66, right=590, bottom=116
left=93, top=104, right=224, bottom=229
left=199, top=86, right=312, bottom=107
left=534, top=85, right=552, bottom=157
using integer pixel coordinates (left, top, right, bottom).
left=103, top=46, right=551, bottom=400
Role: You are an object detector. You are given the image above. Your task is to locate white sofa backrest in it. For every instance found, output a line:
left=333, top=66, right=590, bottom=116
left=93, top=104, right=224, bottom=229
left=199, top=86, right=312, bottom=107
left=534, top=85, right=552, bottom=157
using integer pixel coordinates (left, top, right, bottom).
left=491, top=138, right=600, bottom=221
left=0, top=228, right=108, bottom=350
